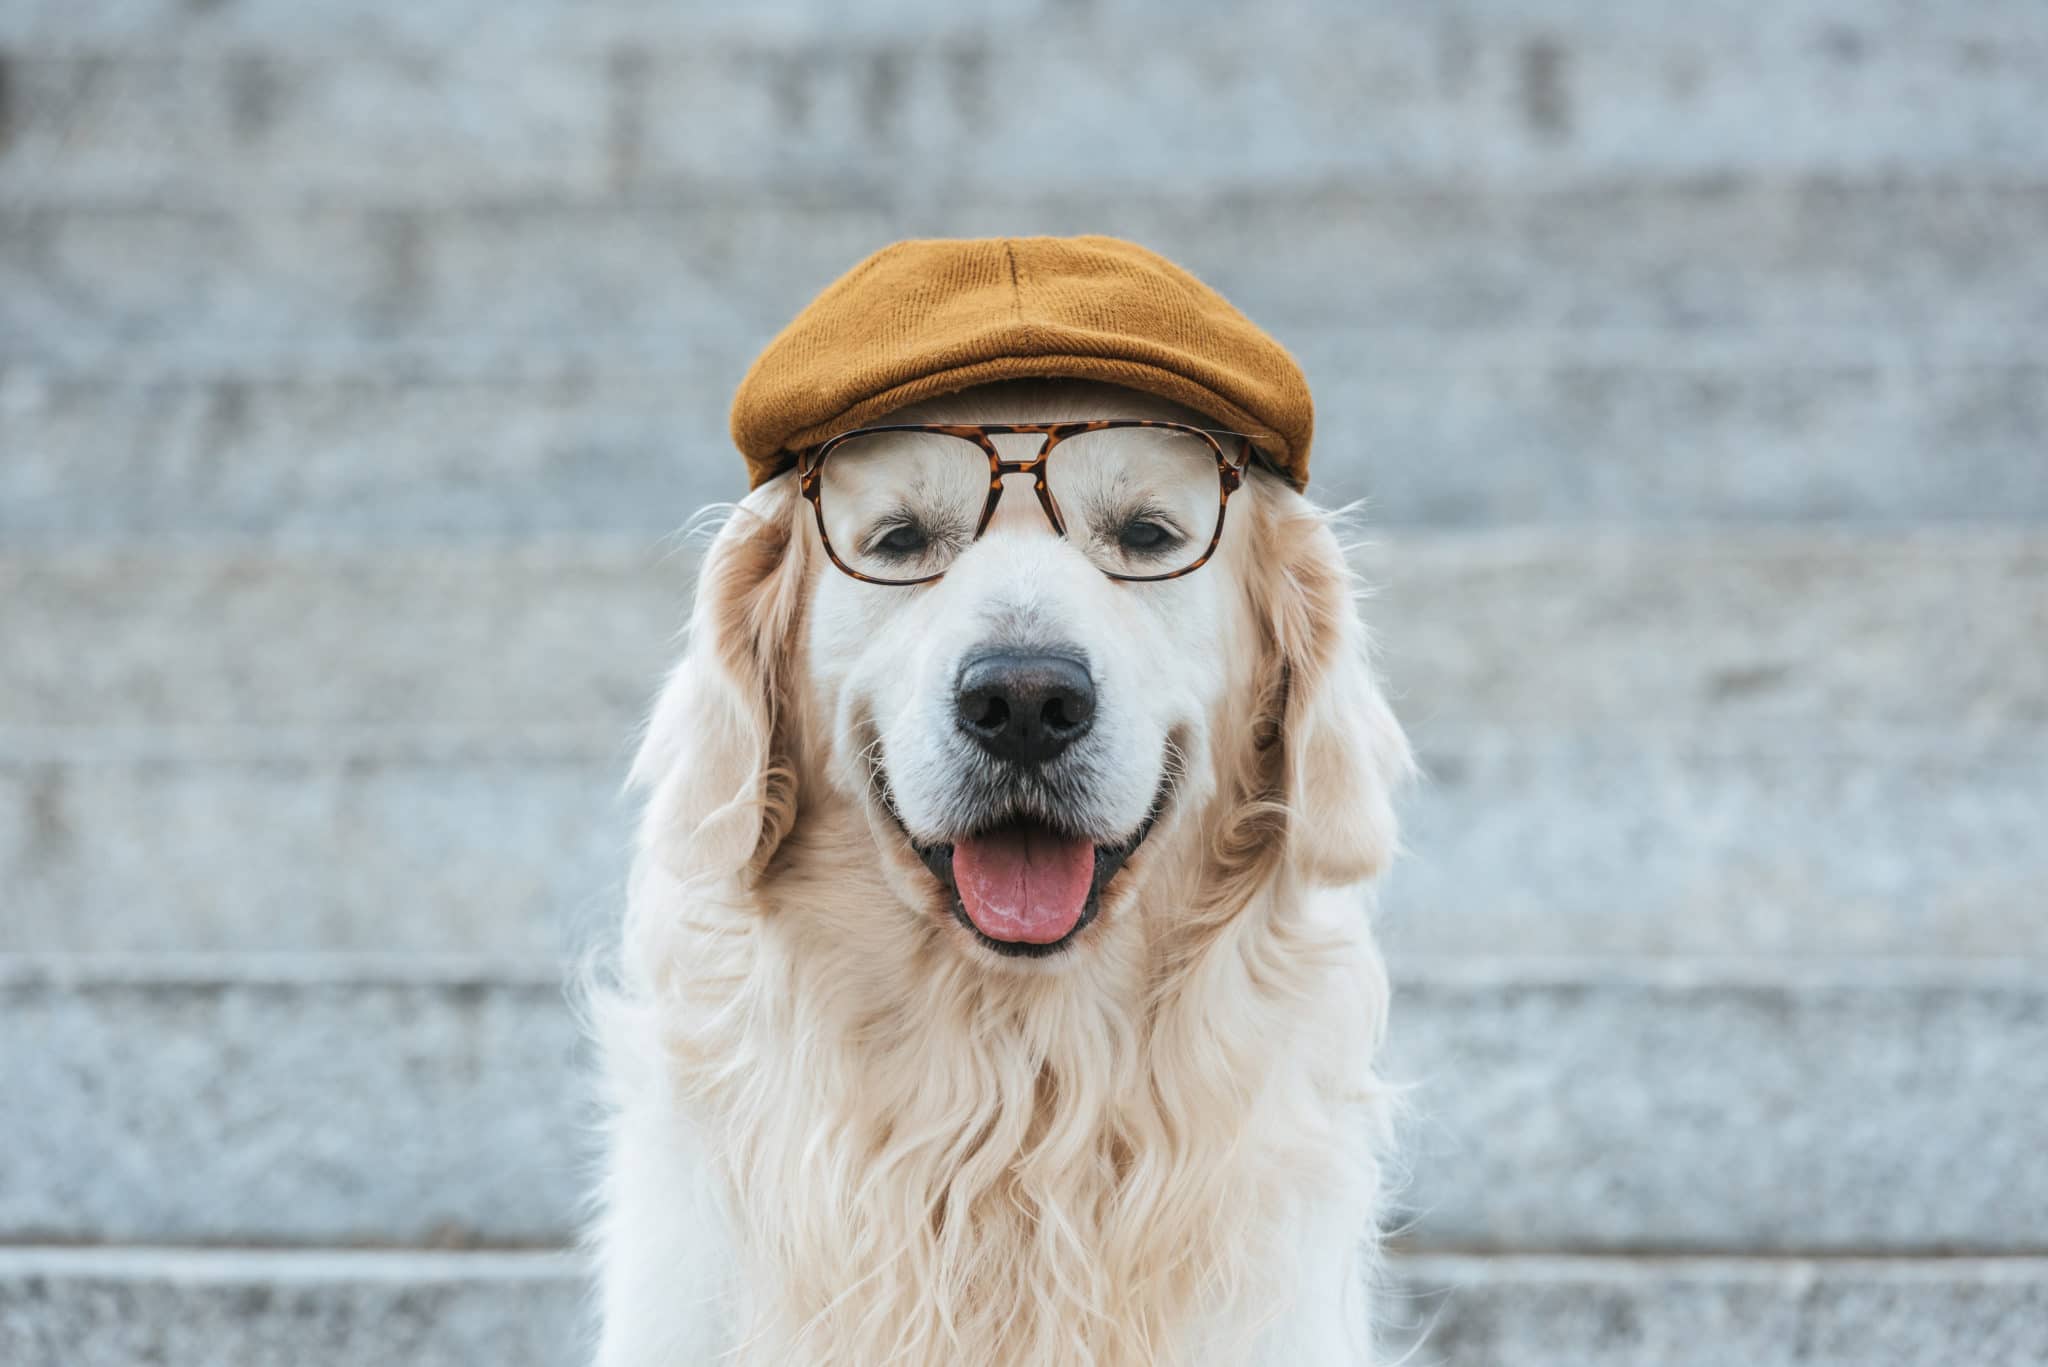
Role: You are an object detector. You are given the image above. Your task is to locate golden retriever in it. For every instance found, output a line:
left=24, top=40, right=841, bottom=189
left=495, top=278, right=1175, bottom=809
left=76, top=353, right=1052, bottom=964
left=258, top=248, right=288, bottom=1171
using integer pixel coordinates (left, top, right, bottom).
left=593, top=379, right=1411, bottom=1365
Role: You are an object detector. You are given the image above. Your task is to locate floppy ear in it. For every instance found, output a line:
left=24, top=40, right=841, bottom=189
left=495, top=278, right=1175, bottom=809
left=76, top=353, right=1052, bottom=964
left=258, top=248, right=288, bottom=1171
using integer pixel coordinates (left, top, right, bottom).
left=1251, top=493, right=1413, bottom=888
left=630, top=476, right=811, bottom=888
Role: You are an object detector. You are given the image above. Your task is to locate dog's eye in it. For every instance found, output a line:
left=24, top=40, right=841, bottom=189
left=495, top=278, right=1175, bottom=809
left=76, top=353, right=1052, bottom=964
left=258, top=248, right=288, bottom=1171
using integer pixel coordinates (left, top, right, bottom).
left=1117, top=519, right=1181, bottom=554
left=867, top=521, right=930, bottom=559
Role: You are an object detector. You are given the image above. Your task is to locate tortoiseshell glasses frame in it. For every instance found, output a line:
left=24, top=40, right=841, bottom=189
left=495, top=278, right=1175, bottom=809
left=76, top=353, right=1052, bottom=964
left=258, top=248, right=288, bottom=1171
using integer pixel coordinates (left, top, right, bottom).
left=796, top=420, right=1256, bottom=586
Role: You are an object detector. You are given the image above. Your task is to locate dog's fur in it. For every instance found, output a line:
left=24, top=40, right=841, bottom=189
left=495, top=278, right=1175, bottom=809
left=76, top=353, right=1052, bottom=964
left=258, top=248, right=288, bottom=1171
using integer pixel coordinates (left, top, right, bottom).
left=592, top=382, right=1411, bottom=1365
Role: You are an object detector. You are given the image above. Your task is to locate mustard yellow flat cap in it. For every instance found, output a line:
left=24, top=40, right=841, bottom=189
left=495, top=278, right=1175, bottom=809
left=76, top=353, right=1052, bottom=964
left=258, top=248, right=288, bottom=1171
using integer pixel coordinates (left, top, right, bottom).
left=730, top=235, right=1313, bottom=490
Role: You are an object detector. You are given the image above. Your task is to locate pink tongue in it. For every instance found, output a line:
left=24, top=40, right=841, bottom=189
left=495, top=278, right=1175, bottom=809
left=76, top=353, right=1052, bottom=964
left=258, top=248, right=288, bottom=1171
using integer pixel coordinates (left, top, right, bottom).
left=952, top=825, right=1097, bottom=944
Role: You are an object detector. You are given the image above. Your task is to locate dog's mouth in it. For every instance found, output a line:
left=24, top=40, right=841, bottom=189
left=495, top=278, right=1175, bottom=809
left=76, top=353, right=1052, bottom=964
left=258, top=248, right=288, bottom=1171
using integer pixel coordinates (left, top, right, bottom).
left=918, top=815, right=1158, bottom=958
left=874, top=774, right=1165, bottom=959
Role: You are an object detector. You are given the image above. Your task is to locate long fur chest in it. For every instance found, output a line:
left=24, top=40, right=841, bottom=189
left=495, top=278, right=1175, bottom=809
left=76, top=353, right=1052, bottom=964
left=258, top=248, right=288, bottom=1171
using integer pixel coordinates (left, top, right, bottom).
left=642, top=884, right=1378, bottom=1367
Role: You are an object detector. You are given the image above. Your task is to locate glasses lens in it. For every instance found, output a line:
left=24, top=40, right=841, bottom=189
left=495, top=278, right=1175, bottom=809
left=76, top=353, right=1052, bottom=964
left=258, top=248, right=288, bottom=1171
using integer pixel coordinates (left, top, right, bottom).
left=1045, top=426, right=1226, bottom=579
left=816, top=430, right=990, bottom=582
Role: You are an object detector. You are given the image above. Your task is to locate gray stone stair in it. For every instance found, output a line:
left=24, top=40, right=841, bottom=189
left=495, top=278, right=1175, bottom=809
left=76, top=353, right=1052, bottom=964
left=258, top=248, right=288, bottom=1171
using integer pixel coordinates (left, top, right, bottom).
left=9, top=0, right=2047, bottom=47
left=5, top=533, right=2041, bottom=955
left=0, top=1248, right=586, bottom=1367
left=5, top=955, right=2043, bottom=1253
left=1384, top=1255, right=2048, bottom=1367
left=7, top=533, right=2040, bottom=731
left=9, top=345, right=2048, bottom=539
left=4, top=1247, right=2044, bottom=1367
left=9, top=726, right=2043, bottom=956
left=7, top=16, right=2046, bottom=202
left=11, top=185, right=2048, bottom=367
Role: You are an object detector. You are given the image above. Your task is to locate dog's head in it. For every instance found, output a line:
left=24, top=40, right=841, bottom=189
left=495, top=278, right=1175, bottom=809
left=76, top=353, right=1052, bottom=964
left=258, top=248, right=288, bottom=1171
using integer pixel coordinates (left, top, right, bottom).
left=634, top=381, right=1408, bottom=970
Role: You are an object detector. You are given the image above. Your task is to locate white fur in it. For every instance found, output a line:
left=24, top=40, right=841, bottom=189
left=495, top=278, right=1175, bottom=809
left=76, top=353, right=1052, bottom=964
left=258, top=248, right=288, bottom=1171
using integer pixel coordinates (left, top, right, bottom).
left=593, top=383, right=1412, bottom=1365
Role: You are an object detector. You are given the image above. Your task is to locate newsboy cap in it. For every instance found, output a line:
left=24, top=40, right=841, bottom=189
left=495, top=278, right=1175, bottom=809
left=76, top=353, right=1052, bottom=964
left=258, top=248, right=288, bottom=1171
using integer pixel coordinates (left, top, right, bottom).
left=730, top=235, right=1314, bottom=490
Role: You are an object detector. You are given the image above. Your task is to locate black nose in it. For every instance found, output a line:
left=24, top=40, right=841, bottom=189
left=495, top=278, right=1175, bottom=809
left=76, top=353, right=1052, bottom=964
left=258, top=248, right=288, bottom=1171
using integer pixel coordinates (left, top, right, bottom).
left=954, top=651, right=1097, bottom=766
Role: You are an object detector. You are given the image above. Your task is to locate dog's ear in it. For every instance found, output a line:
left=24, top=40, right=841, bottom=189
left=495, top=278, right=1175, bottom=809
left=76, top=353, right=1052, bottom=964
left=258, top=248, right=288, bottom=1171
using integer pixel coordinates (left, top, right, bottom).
left=1249, top=493, right=1413, bottom=888
left=631, top=477, right=811, bottom=887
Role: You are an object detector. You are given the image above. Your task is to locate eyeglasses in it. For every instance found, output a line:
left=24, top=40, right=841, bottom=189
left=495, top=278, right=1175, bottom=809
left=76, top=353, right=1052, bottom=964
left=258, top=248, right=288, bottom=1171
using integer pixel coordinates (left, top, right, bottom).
left=797, top=420, right=1256, bottom=586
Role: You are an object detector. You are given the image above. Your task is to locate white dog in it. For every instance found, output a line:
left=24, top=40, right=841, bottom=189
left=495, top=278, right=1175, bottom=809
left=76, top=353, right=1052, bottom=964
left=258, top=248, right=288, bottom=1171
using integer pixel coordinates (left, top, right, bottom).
left=593, top=379, right=1411, bottom=1365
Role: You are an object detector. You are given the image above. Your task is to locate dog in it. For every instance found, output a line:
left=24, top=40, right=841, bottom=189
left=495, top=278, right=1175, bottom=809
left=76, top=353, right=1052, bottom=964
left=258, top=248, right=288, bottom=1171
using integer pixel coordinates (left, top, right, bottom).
left=592, top=378, right=1411, bottom=1365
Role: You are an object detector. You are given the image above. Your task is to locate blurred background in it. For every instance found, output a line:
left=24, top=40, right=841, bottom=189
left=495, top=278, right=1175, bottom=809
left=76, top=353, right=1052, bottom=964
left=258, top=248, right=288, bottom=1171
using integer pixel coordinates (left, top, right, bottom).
left=2, top=1, right=2045, bottom=1363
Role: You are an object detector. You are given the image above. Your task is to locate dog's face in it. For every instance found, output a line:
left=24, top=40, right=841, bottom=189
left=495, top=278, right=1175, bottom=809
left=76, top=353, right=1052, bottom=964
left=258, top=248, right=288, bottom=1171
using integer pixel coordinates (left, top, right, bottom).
left=806, top=385, right=1250, bottom=959
left=636, top=380, right=1407, bottom=973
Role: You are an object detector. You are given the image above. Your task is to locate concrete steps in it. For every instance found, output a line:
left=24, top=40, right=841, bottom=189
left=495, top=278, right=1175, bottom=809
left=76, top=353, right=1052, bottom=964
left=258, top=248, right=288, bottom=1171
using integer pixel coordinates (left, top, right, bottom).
left=0, top=1248, right=586, bottom=1367
left=5, top=956, right=2043, bottom=1252
left=4, top=533, right=2041, bottom=955
left=11, top=184, right=2048, bottom=368
left=1386, top=1255, right=2048, bottom=1367
left=6, top=533, right=2040, bottom=730
left=7, top=17, right=2047, bottom=202
left=4, top=1247, right=2043, bottom=1367
left=9, top=0, right=2048, bottom=49
left=9, top=346, right=2048, bottom=538
left=7, top=727, right=2042, bottom=956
